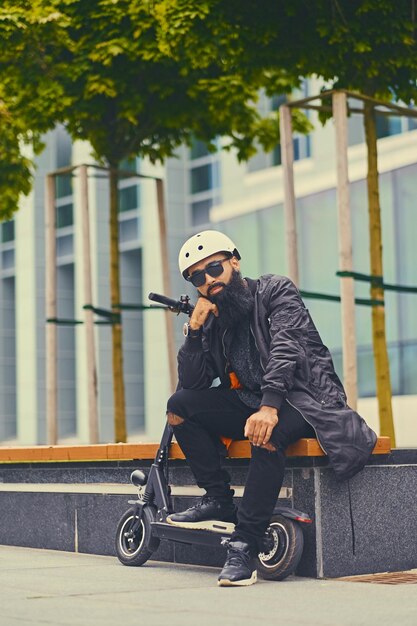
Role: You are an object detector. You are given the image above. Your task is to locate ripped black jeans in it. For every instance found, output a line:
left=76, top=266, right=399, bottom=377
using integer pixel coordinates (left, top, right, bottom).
left=166, top=387, right=315, bottom=551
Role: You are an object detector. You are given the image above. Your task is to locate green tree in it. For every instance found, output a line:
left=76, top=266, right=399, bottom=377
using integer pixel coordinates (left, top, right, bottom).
left=157, top=0, right=417, bottom=445
left=0, top=103, right=37, bottom=221
left=0, top=1, right=71, bottom=221
left=0, top=0, right=308, bottom=441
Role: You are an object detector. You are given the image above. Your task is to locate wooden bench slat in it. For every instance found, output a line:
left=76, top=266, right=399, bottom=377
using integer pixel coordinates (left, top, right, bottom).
left=372, top=436, right=391, bottom=454
left=0, top=437, right=390, bottom=463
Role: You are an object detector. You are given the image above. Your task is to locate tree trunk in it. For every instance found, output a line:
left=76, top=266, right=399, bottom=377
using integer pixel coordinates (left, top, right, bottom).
left=363, top=102, right=396, bottom=446
left=109, top=166, right=127, bottom=442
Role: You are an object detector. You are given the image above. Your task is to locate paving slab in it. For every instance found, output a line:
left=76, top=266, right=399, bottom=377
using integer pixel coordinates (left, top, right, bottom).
left=0, top=545, right=416, bottom=626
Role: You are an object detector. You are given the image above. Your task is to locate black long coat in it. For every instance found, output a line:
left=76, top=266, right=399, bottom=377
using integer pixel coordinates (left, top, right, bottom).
left=178, top=274, right=377, bottom=480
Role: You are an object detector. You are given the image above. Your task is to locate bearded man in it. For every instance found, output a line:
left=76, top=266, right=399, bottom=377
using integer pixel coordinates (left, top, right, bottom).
left=166, top=230, right=376, bottom=587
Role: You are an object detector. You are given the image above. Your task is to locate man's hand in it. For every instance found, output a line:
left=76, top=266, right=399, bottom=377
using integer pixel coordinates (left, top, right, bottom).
left=189, top=297, right=218, bottom=330
left=244, top=406, right=278, bottom=447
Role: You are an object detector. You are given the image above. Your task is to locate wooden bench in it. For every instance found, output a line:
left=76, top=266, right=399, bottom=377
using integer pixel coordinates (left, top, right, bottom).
left=0, top=437, right=391, bottom=463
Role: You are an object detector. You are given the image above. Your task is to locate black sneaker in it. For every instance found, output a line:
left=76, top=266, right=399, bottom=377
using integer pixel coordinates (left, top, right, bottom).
left=218, top=540, right=257, bottom=587
left=166, top=495, right=237, bottom=533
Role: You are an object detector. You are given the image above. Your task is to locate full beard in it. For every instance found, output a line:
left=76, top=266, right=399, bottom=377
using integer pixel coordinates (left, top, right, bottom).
left=205, top=270, right=254, bottom=331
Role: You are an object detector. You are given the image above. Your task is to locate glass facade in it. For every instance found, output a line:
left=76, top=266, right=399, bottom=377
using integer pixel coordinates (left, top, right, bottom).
left=57, top=264, right=76, bottom=437
left=0, top=219, right=16, bottom=439
left=0, top=277, right=16, bottom=440
left=348, top=105, right=417, bottom=146
left=120, top=248, right=145, bottom=431
left=218, top=162, right=417, bottom=398
left=46, top=126, right=77, bottom=437
left=117, top=159, right=144, bottom=430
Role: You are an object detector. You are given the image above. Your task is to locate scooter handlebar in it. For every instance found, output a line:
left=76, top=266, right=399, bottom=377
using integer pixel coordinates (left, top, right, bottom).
left=148, top=292, right=194, bottom=315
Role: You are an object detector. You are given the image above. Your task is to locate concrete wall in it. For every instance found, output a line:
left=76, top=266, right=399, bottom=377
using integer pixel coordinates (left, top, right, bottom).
left=0, top=449, right=415, bottom=578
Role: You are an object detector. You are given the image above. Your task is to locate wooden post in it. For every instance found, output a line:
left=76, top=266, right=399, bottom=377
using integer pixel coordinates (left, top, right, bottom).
left=45, top=174, right=58, bottom=444
left=79, top=165, right=99, bottom=443
left=333, top=91, right=358, bottom=409
left=279, top=104, right=299, bottom=286
left=156, top=178, right=176, bottom=392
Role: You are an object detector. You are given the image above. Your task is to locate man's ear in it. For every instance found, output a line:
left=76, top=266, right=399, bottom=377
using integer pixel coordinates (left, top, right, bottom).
left=230, top=256, right=240, bottom=271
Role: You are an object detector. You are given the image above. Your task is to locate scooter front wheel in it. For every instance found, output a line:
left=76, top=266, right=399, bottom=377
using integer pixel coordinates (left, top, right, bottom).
left=115, top=505, right=160, bottom=566
left=256, top=514, right=304, bottom=581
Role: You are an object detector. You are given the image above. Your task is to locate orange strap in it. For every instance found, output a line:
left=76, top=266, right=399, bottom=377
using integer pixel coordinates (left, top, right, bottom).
left=229, top=371, right=242, bottom=389
left=220, top=435, right=233, bottom=450
left=220, top=372, right=242, bottom=451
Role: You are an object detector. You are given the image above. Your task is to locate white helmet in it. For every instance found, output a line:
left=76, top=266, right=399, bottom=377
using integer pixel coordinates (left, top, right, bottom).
left=178, top=230, right=241, bottom=278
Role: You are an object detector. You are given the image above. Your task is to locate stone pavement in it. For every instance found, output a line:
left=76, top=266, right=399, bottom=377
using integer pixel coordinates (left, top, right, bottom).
left=0, top=545, right=416, bottom=626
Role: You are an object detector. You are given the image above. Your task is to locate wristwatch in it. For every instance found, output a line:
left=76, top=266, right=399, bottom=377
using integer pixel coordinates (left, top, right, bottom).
left=183, top=322, right=202, bottom=338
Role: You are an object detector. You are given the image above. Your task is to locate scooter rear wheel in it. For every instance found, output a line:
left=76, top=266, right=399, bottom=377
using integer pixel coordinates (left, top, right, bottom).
left=256, top=514, right=304, bottom=580
left=115, top=506, right=160, bottom=566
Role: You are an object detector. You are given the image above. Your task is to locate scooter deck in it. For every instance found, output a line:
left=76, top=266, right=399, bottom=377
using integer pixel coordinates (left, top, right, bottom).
left=151, top=521, right=232, bottom=547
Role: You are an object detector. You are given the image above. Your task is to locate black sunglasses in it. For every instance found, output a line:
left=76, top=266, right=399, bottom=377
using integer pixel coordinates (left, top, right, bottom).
left=186, top=257, right=230, bottom=288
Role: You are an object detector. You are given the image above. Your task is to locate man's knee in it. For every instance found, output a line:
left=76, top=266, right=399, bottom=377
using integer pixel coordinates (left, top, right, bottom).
left=167, top=389, right=189, bottom=419
left=167, top=412, right=184, bottom=426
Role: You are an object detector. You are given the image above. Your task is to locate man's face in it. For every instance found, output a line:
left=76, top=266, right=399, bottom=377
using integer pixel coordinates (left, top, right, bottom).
left=187, top=252, right=240, bottom=298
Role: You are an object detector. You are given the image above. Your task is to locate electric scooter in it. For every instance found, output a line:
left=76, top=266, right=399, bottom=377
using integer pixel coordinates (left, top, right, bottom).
left=115, top=292, right=312, bottom=581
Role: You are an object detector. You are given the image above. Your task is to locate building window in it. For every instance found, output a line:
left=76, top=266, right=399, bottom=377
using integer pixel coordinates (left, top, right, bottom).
left=1, top=249, right=15, bottom=270
left=1, top=220, right=14, bottom=244
left=190, top=138, right=212, bottom=160
left=376, top=115, right=403, bottom=139
left=119, top=157, right=137, bottom=172
left=376, top=113, right=417, bottom=139
left=55, top=174, right=72, bottom=199
left=407, top=116, right=417, bottom=132
left=191, top=199, right=212, bottom=226
left=56, top=203, right=73, bottom=229
left=56, top=234, right=73, bottom=258
left=190, top=162, right=219, bottom=194
left=119, top=217, right=139, bottom=243
left=56, top=125, right=72, bottom=168
left=118, top=158, right=140, bottom=214
left=119, top=186, right=139, bottom=213
left=117, top=158, right=141, bottom=247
